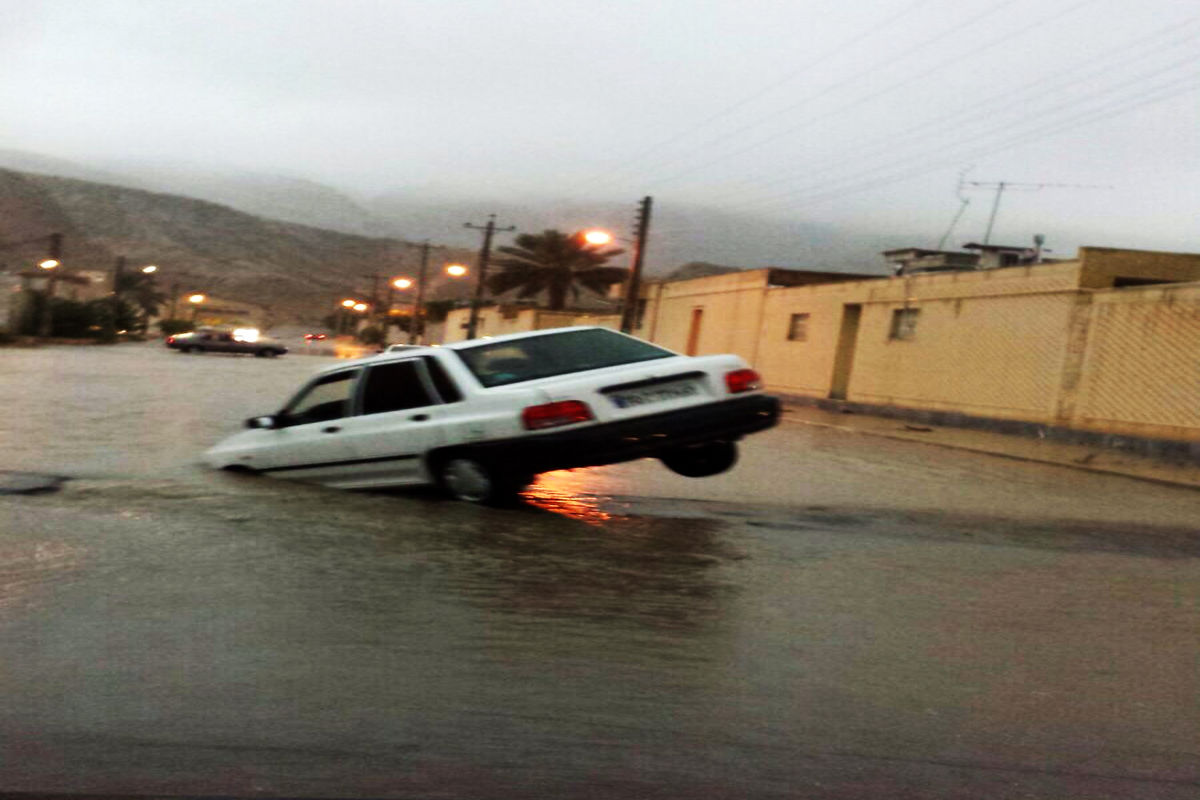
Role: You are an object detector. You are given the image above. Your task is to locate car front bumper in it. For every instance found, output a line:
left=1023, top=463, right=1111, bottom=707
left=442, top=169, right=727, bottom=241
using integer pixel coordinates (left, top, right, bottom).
left=462, top=393, right=781, bottom=474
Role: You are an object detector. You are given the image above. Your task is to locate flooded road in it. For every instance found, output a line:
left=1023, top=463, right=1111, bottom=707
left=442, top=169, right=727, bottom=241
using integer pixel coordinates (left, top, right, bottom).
left=2, top=343, right=1200, bottom=798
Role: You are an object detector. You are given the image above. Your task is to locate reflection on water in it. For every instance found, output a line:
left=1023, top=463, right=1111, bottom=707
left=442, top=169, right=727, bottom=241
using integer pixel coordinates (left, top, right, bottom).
left=522, top=471, right=614, bottom=524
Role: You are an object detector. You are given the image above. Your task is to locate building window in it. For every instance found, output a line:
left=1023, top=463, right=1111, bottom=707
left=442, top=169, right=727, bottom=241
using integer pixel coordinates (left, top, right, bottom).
left=889, top=308, right=919, bottom=340
left=786, top=313, right=810, bottom=341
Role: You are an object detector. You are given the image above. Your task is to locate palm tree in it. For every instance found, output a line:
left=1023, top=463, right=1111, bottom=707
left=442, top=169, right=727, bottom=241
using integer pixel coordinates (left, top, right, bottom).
left=115, top=269, right=168, bottom=333
left=488, top=229, right=627, bottom=310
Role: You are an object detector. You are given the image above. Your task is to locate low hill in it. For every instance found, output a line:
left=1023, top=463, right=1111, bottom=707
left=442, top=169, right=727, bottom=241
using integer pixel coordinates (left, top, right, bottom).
left=0, top=169, right=475, bottom=324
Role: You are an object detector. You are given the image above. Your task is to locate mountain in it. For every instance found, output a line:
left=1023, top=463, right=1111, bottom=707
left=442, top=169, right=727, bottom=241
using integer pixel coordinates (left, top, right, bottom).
left=0, top=148, right=152, bottom=190
left=0, top=168, right=475, bottom=324
left=104, top=164, right=386, bottom=237
left=365, top=192, right=899, bottom=277
left=0, top=149, right=901, bottom=277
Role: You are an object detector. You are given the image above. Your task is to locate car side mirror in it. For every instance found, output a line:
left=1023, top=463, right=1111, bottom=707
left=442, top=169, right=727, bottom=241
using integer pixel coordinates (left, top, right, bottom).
left=245, top=415, right=278, bottom=430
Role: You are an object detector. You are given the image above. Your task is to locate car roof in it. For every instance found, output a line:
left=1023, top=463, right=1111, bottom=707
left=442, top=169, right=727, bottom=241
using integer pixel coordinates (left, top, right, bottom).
left=311, top=326, right=616, bottom=376
left=440, top=326, right=623, bottom=351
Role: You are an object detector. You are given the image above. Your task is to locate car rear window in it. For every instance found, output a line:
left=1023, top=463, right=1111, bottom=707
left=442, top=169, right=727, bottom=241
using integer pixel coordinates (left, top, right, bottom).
left=454, top=328, right=674, bottom=388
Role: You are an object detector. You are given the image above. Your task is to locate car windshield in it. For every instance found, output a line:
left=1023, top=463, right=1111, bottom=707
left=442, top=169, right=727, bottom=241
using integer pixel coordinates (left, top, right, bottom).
left=454, top=328, right=674, bottom=388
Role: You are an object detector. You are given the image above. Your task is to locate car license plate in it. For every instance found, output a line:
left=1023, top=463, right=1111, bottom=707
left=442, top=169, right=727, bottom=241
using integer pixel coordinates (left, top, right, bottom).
left=608, top=379, right=701, bottom=409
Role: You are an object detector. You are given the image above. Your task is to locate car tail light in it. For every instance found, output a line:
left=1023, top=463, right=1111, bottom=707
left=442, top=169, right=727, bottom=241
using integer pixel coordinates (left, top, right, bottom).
left=522, top=400, right=594, bottom=430
left=167, top=336, right=175, bottom=344
left=725, top=368, right=762, bottom=394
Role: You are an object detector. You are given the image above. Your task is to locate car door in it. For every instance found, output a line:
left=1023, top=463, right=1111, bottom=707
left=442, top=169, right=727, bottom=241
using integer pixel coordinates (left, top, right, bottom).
left=332, top=356, right=458, bottom=487
left=249, top=368, right=361, bottom=485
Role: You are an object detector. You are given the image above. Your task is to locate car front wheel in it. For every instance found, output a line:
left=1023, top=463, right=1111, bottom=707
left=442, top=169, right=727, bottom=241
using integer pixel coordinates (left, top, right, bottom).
left=438, top=455, right=529, bottom=504
left=660, top=441, right=738, bottom=478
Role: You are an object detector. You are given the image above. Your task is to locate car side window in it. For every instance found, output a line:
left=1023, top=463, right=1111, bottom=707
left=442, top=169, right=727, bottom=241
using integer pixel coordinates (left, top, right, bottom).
left=283, top=371, right=358, bottom=425
left=360, top=360, right=437, bottom=415
left=422, top=356, right=462, bottom=403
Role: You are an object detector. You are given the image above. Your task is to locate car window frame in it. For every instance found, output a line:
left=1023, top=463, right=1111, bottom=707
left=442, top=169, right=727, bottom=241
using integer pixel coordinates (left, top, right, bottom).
left=278, top=367, right=362, bottom=427
left=354, top=357, right=446, bottom=416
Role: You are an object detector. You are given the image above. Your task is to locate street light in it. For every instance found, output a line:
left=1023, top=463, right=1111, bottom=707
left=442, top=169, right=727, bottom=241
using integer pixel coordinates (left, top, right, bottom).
left=39, top=259, right=60, bottom=270
left=188, top=293, right=205, bottom=323
left=445, top=263, right=468, bottom=278
left=142, top=265, right=158, bottom=274
left=581, top=230, right=614, bottom=246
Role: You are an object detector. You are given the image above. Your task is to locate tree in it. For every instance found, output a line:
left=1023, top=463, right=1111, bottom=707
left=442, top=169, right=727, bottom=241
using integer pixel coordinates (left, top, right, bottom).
left=115, top=270, right=167, bottom=333
left=488, top=230, right=627, bottom=311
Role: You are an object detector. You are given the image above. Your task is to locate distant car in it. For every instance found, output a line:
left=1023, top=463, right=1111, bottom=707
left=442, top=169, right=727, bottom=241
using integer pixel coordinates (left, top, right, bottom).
left=166, top=328, right=288, bottom=357
left=304, top=333, right=328, bottom=342
left=205, top=326, right=780, bottom=503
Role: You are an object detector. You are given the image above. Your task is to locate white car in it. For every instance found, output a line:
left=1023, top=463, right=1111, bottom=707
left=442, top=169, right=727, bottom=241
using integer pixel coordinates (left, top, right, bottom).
left=205, top=326, right=780, bottom=503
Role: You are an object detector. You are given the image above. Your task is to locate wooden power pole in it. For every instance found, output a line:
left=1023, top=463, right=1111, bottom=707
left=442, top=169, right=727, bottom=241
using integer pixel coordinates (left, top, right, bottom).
left=620, top=196, right=653, bottom=334
left=464, top=215, right=515, bottom=340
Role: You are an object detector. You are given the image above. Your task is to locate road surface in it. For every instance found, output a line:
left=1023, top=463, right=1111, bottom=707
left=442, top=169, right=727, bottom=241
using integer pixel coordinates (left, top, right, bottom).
left=1, top=343, right=1198, bottom=799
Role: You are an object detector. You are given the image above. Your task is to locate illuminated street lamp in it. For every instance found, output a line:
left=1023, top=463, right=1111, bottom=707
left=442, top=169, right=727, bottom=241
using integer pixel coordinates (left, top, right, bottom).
left=188, top=293, right=206, bottom=323
left=445, top=263, right=468, bottom=278
left=39, top=259, right=60, bottom=270
left=352, top=302, right=368, bottom=312
left=392, top=277, right=414, bottom=291
left=142, top=265, right=158, bottom=274
left=581, top=229, right=614, bottom=246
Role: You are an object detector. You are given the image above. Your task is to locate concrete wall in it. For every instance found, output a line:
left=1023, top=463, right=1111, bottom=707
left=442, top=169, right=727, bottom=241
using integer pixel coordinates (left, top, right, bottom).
left=1078, top=247, right=1200, bottom=289
left=442, top=305, right=619, bottom=343
left=1068, top=282, right=1200, bottom=440
left=635, top=270, right=775, bottom=360
left=441, top=250, right=1200, bottom=444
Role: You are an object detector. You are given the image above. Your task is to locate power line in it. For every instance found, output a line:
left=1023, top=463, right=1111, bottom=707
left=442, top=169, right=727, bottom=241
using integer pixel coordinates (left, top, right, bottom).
left=714, top=47, right=1200, bottom=212
left=723, top=73, right=1198, bottom=215
left=711, top=16, right=1200, bottom=201
left=578, top=0, right=939, bottom=188
left=636, top=0, right=1101, bottom=190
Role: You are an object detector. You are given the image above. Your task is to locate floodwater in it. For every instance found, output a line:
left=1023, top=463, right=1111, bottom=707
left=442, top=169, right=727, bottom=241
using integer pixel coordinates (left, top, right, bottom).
left=2, top=343, right=1200, bottom=798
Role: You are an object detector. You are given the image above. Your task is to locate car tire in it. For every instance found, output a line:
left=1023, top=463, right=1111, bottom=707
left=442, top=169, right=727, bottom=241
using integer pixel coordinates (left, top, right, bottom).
left=438, top=455, right=529, bottom=505
left=255, top=349, right=277, bottom=358
left=184, top=345, right=202, bottom=354
left=660, top=441, right=738, bottom=478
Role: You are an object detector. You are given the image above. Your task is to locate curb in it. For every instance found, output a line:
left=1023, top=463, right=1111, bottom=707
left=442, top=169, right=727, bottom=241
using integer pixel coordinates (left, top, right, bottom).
left=781, top=414, right=1200, bottom=492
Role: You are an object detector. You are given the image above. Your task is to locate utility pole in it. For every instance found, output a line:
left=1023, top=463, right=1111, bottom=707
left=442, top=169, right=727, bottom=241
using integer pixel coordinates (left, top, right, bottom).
left=464, top=215, right=515, bottom=340
left=620, top=196, right=653, bottom=334
left=37, top=232, right=64, bottom=338
left=108, top=255, right=127, bottom=338
left=964, top=181, right=1111, bottom=245
left=370, top=273, right=384, bottom=332
left=411, top=240, right=432, bottom=344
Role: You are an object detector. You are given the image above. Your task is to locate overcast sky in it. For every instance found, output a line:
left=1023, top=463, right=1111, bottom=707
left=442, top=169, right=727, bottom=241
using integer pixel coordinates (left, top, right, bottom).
left=2, top=0, right=1197, bottom=254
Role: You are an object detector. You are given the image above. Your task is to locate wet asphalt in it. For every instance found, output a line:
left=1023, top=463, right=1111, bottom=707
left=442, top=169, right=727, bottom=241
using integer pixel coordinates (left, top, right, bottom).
left=1, top=343, right=1199, bottom=799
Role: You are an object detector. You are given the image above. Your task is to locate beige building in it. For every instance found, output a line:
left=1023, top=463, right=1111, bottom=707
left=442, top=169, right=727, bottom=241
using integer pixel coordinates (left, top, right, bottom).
left=443, top=303, right=620, bottom=343
left=635, top=247, right=1200, bottom=444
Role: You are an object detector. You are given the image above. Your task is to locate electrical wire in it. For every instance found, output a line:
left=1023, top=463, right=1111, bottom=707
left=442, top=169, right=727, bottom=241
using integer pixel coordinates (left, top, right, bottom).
left=725, top=72, right=1198, bottom=215
left=578, top=0, right=940, bottom=190
left=635, top=0, right=1102, bottom=190
left=709, top=16, right=1200, bottom=200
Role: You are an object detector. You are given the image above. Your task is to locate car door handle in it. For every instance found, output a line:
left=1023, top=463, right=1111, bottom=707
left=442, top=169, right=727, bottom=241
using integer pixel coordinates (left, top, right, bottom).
left=409, top=414, right=430, bottom=422
left=321, top=425, right=342, bottom=434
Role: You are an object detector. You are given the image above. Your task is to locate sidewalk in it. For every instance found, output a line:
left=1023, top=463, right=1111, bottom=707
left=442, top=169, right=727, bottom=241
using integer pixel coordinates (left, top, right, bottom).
left=780, top=402, right=1200, bottom=491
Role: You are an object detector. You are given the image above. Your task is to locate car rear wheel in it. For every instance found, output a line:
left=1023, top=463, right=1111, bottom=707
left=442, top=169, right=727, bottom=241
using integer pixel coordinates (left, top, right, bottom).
left=438, top=456, right=530, bottom=504
left=255, top=349, right=278, bottom=358
left=660, top=441, right=738, bottom=478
